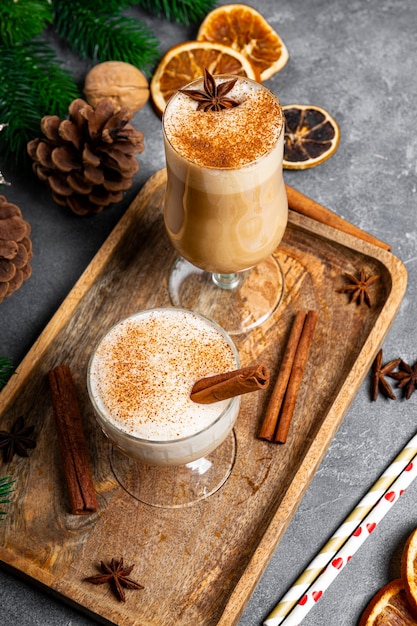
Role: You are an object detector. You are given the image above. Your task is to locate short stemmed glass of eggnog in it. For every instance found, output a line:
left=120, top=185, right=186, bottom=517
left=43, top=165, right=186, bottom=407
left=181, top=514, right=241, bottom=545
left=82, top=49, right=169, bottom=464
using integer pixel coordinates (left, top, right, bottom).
left=163, top=72, right=288, bottom=334
left=87, top=307, right=241, bottom=508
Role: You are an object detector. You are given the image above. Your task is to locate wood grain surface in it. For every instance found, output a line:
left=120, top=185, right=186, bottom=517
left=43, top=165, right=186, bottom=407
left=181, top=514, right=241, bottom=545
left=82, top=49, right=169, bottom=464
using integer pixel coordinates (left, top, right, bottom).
left=0, top=169, right=407, bottom=625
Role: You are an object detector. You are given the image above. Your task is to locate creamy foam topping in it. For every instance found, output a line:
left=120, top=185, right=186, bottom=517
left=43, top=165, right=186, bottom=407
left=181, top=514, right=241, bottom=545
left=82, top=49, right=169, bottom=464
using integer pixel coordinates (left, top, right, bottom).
left=163, top=76, right=283, bottom=169
left=89, top=309, right=237, bottom=441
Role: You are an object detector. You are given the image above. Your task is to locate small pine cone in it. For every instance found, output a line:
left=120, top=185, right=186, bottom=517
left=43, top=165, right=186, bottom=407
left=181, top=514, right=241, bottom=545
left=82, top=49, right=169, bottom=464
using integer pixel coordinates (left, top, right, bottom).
left=0, top=196, right=33, bottom=304
left=27, top=98, right=144, bottom=216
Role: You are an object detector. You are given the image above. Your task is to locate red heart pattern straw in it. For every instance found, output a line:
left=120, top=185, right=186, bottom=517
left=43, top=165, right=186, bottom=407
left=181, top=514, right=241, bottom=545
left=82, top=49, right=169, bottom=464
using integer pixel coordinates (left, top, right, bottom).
left=264, top=432, right=417, bottom=626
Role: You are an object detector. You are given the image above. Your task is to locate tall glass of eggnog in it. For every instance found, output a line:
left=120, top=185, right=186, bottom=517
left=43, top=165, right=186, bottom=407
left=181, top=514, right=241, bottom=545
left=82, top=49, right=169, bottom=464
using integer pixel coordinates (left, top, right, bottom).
left=163, top=72, right=288, bottom=334
left=87, top=307, right=240, bottom=508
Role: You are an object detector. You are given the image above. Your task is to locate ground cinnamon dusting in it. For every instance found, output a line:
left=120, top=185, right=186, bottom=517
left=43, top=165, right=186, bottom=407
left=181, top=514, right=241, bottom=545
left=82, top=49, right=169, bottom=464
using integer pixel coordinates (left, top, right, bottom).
left=164, top=84, right=283, bottom=169
left=89, top=310, right=237, bottom=441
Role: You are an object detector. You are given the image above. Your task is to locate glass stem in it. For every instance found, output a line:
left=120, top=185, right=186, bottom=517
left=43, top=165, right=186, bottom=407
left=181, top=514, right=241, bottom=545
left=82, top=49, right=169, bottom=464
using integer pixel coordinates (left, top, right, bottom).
left=212, top=273, right=241, bottom=290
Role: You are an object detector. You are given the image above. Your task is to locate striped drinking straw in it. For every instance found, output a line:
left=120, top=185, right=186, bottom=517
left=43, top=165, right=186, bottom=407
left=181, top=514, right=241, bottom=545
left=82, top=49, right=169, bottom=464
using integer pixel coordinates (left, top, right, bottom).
left=264, top=429, right=417, bottom=626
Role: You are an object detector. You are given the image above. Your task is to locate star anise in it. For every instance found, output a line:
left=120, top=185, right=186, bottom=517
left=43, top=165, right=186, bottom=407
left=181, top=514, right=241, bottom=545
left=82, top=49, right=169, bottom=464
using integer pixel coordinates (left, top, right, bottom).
left=389, top=360, right=417, bottom=399
left=338, top=268, right=380, bottom=307
left=371, top=349, right=401, bottom=401
left=84, top=558, right=144, bottom=602
left=0, top=416, right=36, bottom=463
left=179, top=67, right=239, bottom=112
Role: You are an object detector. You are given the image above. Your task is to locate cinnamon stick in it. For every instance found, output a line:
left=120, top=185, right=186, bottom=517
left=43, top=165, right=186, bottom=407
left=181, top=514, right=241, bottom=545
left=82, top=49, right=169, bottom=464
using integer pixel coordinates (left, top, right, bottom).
left=190, top=364, right=270, bottom=404
left=48, top=365, right=98, bottom=515
left=259, top=310, right=307, bottom=441
left=285, top=184, right=392, bottom=252
left=274, top=309, right=318, bottom=443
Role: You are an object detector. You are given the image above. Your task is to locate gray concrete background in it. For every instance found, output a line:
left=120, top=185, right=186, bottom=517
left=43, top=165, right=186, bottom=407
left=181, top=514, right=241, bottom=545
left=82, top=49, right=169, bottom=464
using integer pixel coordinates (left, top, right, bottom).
left=1, top=0, right=417, bottom=624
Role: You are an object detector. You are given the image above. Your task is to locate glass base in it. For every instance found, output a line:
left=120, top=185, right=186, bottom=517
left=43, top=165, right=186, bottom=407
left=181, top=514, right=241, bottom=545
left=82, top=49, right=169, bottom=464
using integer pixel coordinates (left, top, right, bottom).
left=168, top=256, right=284, bottom=335
left=109, top=431, right=237, bottom=508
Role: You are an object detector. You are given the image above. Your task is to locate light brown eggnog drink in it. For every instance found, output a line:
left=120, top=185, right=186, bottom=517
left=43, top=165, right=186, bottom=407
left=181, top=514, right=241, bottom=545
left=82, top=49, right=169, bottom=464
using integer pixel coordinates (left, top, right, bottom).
left=163, top=75, right=287, bottom=274
left=87, top=308, right=240, bottom=466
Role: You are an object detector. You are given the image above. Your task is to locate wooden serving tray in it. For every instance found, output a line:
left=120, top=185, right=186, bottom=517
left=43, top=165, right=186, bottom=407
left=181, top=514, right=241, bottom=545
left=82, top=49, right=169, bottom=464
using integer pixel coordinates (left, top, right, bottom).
left=0, top=169, right=407, bottom=625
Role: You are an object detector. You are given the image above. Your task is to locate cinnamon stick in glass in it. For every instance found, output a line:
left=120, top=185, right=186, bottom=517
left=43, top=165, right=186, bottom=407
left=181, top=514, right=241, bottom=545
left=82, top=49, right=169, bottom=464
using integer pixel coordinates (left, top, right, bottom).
left=258, top=310, right=307, bottom=441
left=48, top=365, right=98, bottom=515
left=285, top=184, right=392, bottom=252
left=190, top=364, right=270, bottom=404
left=274, top=309, right=318, bottom=443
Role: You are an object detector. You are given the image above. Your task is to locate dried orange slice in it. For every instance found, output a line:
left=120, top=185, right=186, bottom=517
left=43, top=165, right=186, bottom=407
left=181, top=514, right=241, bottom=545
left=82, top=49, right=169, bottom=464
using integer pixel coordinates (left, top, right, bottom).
left=358, top=579, right=417, bottom=625
left=282, top=104, right=340, bottom=170
left=402, top=528, right=417, bottom=615
left=150, top=40, right=258, bottom=117
left=197, top=4, right=289, bottom=81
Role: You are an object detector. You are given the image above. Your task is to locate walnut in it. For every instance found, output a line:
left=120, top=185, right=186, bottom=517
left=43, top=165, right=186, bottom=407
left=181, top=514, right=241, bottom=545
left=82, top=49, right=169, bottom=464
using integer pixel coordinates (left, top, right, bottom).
left=84, top=61, right=149, bottom=113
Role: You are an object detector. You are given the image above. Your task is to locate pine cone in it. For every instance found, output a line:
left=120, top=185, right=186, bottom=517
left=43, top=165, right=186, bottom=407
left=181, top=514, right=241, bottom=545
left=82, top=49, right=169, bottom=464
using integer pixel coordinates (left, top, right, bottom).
left=0, top=196, right=32, bottom=304
left=27, top=98, right=144, bottom=216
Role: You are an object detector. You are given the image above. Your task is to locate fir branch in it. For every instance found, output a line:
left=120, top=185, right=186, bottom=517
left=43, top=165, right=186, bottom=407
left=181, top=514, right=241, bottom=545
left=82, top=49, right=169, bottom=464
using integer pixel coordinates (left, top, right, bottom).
left=0, top=41, right=79, bottom=167
left=0, top=0, right=53, bottom=47
left=0, top=475, right=15, bottom=520
left=136, top=0, right=218, bottom=24
left=0, top=357, right=14, bottom=390
left=57, top=0, right=137, bottom=14
left=53, top=1, right=159, bottom=75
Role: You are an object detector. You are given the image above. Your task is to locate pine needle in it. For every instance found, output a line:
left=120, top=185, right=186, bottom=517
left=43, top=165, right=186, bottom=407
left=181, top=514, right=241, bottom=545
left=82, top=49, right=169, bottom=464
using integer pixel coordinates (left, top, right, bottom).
left=0, top=475, right=15, bottom=520
left=0, top=0, right=53, bottom=47
left=53, top=1, right=160, bottom=74
left=0, top=357, right=14, bottom=390
left=136, top=0, right=218, bottom=24
left=0, top=41, right=79, bottom=167
left=64, top=0, right=136, bottom=14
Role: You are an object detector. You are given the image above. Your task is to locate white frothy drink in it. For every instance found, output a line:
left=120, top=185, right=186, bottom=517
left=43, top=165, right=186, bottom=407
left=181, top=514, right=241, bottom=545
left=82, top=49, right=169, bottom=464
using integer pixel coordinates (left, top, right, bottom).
left=87, top=308, right=240, bottom=466
left=163, top=75, right=288, bottom=274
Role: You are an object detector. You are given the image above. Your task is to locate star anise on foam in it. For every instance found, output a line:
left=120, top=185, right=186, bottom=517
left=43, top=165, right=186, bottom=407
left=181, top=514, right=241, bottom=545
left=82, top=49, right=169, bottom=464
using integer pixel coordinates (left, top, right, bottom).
left=84, top=558, right=144, bottom=602
left=389, top=360, right=417, bottom=400
left=0, top=416, right=36, bottom=463
left=371, top=349, right=401, bottom=401
left=179, top=67, right=239, bottom=112
left=338, top=268, right=380, bottom=307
